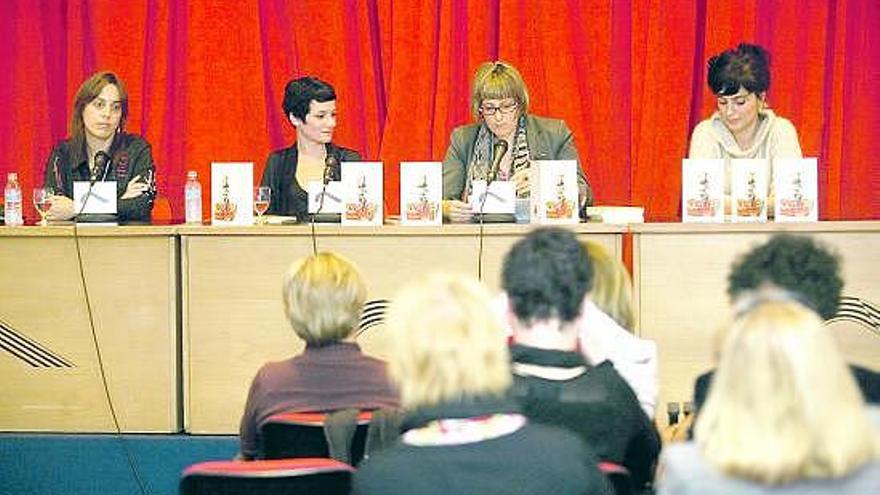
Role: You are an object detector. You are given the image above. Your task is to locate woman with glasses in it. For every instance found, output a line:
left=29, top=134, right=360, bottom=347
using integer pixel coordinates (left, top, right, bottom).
left=441, top=61, right=592, bottom=223
left=43, top=71, right=155, bottom=222
left=688, top=43, right=802, bottom=214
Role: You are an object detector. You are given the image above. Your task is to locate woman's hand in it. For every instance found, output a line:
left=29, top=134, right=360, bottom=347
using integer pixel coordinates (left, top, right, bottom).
left=121, top=175, right=150, bottom=200
left=46, top=195, right=75, bottom=220
left=443, top=199, right=474, bottom=223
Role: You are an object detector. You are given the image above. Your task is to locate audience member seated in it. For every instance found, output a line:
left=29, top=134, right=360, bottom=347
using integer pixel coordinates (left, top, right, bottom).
left=693, top=234, right=880, bottom=412
left=238, top=252, right=399, bottom=460
left=501, top=228, right=660, bottom=492
left=659, top=293, right=880, bottom=494
left=580, top=240, right=659, bottom=419
left=353, top=273, right=612, bottom=495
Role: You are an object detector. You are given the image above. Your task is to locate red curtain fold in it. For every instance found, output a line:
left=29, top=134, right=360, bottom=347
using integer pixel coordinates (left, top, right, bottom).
left=1, top=0, right=877, bottom=222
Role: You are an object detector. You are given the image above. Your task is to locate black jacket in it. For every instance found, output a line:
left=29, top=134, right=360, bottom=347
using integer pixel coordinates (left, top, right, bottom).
left=260, top=142, right=361, bottom=219
left=43, top=133, right=155, bottom=222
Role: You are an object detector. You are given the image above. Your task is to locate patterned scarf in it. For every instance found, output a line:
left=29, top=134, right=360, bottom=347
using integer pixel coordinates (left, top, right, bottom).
left=465, top=114, right=532, bottom=201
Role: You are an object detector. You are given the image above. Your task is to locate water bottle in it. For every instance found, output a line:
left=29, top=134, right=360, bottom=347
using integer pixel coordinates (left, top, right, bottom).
left=184, top=170, right=202, bottom=224
left=4, top=172, right=23, bottom=226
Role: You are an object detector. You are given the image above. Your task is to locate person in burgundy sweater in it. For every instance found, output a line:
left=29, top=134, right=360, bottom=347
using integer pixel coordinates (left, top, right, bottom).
left=238, top=252, right=399, bottom=459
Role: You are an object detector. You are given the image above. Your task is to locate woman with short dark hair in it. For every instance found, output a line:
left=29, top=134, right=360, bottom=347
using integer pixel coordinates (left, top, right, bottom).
left=260, top=76, right=361, bottom=220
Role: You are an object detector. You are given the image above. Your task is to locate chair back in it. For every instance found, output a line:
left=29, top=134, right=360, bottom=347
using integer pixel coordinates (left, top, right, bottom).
left=261, top=410, right=373, bottom=464
left=179, top=457, right=353, bottom=495
left=598, top=461, right=634, bottom=495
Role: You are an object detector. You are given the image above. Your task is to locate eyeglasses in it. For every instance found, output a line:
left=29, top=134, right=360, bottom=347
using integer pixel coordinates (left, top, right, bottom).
left=480, top=101, right=519, bottom=116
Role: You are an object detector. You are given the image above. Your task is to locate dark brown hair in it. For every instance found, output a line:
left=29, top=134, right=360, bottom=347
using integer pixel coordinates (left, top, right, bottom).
left=69, top=71, right=129, bottom=162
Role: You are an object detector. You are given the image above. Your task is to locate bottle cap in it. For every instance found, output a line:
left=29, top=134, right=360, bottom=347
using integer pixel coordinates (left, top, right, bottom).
left=187, top=170, right=198, bottom=180
left=7, top=172, right=17, bottom=180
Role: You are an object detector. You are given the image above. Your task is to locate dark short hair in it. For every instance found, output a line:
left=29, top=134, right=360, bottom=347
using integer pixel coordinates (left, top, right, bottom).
left=728, top=234, right=843, bottom=320
left=707, top=43, right=770, bottom=96
left=282, top=76, right=336, bottom=122
left=502, top=228, right=594, bottom=324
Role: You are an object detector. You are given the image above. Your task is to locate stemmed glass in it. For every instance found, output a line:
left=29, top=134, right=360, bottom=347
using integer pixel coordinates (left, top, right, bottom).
left=33, top=187, right=53, bottom=226
left=254, top=186, right=271, bottom=225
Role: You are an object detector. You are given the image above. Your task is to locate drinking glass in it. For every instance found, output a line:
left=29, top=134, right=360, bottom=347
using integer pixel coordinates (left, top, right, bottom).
left=254, top=186, right=271, bottom=224
left=33, top=187, right=53, bottom=226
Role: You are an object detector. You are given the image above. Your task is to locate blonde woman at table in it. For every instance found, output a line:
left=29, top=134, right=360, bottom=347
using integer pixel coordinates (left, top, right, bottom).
left=688, top=43, right=802, bottom=214
left=43, top=71, right=155, bottom=222
left=442, top=61, right=592, bottom=222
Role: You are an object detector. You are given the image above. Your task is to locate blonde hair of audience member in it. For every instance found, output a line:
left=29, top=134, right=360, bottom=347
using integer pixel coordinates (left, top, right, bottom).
left=470, top=60, right=530, bottom=120
left=385, top=274, right=512, bottom=410
left=282, top=252, right=366, bottom=346
left=583, top=240, right=635, bottom=330
left=695, top=294, right=878, bottom=484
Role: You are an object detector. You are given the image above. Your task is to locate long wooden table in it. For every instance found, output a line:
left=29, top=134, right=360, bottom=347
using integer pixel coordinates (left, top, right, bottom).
left=632, top=222, right=880, bottom=423
left=0, top=226, right=179, bottom=432
left=3, top=222, right=878, bottom=434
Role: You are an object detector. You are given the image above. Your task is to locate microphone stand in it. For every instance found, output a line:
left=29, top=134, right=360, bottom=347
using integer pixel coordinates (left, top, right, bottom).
left=476, top=140, right=508, bottom=281
left=310, top=153, right=340, bottom=256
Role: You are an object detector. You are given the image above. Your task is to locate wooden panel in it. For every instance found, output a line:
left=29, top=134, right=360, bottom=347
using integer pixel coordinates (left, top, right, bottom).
left=633, top=222, right=880, bottom=425
left=182, top=224, right=623, bottom=434
left=0, top=228, right=179, bottom=432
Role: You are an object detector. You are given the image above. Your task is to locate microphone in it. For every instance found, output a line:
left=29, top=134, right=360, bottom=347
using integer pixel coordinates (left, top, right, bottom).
left=487, top=140, right=508, bottom=184
left=92, top=151, right=111, bottom=185
left=312, top=153, right=341, bottom=256
left=323, top=153, right=340, bottom=184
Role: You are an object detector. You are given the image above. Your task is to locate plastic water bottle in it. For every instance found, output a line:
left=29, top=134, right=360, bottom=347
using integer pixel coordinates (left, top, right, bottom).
left=184, top=171, right=202, bottom=224
left=4, top=172, right=23, bottom=226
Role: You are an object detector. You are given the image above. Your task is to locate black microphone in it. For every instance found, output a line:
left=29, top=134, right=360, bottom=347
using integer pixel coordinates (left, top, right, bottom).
left=92, top=151, right=111, bottom=185
left=323, top=153, right=340, bottom=184
left=487, top=140, right=508, bottom=184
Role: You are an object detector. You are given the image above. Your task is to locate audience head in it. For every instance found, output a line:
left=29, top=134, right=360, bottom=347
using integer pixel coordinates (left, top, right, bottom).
left=728, top=234, right=843, bottom=320
left=282, top=252, right=366, bottom=346
left=386, top=273, right=511, bottom=410
left=283, top=76, right=337, bottom=142
left=471, top=61, right=530, bottom=138
left=71, top=71, right=129, bottom=148
left=503, top=228, right=594, bottom=327
left=582, top=240, right=635, bottom=330
left=707, top=43, right=771, bottom=97
left=695, top=291, right=877, bottom=484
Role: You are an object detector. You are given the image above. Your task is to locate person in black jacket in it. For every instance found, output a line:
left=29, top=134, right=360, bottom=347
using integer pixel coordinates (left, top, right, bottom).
left=44, top=71, right=155, bottom=222
left=502, top=228, right=661, bottom=492
left=260, top=76, right=361, bottom=220
left=693, top=234, right=880, bottom=412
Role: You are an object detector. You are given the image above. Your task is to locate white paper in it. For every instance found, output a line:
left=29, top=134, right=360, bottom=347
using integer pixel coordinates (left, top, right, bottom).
left=400, top=162, right=442, bottom=226
left=469, top=180, right=515, bottom=214
left=730, top=159, right=769, bottom=223
left=341, top=162, right=383, bottom=226
left=73, top=181, right=117, bottom=215
left=211, top=162, right=253, bottom=226
left=531, top=160, right=579, bottom=225
left=308, top=181, right=344, bottom=214
left=682, top=159, right=724, bottom=223
left=774, top=157, right=818, bottom=222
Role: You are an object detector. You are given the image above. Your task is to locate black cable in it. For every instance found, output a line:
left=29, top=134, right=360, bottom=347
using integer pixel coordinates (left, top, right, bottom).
left=68, top=161, right=150, bottom=495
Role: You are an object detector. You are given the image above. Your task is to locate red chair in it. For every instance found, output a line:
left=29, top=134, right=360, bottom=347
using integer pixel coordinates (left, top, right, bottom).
left=261, top=410, right=374, bottom=465
left=179, top=457, right=353, bottom=495
left=598, top=461, right=634, bottom=495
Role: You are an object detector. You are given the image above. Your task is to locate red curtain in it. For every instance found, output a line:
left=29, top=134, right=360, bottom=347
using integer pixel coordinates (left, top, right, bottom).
left=2, top=0, right=878, bottom=222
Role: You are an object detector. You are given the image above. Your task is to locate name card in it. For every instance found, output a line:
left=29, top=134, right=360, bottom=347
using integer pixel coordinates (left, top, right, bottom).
left=469, top=180, right=515, bottom=215
left=308, top=181, right=344, bottom=214
left=73, top=181, right=117, bottom=215
left=400, top=162, right=442, bottom=226
left=211, top=162, right=253, bottom=226
left=342, top=162, right=383, bottom=226
left=682, top=159, right=724, bottom=223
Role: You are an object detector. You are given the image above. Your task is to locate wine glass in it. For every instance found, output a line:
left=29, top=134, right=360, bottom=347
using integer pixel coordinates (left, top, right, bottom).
left=254, top=186, right=271, bottom=225
left=33, top=187, right=53, bottom=226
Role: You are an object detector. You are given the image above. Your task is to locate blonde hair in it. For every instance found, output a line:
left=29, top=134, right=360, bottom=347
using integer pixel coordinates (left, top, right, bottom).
left=386, top=273, right=511, bottom=409
left=695, top=296, right=878, bottom=484
left=282, top=252, right=366, bottom=345
left=470, top=61, right=530, bottom=120
left=583, top=241, right=635, bottom=330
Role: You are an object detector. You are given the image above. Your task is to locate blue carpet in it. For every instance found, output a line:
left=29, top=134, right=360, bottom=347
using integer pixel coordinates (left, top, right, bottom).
left=0, top=433, right=238, bottom=495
